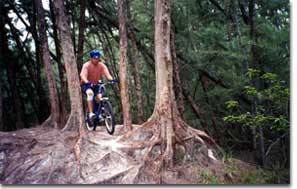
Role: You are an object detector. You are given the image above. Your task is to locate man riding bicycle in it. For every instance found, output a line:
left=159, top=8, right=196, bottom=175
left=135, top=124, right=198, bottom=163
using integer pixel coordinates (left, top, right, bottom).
left=80, top=49, right=116, bottom=120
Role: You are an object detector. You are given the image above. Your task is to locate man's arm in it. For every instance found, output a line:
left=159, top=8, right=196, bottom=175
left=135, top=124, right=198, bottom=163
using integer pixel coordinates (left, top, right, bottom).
left=80, top=65, right=89, bottom=83
left=102, top=64, right=113, bottom=80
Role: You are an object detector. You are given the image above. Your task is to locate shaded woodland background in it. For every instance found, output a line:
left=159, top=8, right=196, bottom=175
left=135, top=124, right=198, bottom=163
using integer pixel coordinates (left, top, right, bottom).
left=0, top=0, right=290, bottom=183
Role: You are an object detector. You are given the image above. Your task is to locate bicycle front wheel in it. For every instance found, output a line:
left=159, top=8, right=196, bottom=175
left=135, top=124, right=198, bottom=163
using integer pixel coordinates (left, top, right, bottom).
left=102, top=101, right=115, bottom=135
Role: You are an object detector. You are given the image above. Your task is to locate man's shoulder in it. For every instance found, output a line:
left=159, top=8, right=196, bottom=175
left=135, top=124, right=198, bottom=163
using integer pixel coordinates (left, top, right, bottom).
left=99, top=62, right=107, bottom=68
left=83, top=61, right=91, bottom=67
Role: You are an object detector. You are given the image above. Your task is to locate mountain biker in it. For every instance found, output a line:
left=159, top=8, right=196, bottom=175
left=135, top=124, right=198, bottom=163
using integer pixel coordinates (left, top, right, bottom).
left=80, top=49, right=116, bottom=120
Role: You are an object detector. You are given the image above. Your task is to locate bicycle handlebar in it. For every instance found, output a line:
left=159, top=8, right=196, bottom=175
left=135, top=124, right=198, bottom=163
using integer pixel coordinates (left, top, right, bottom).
left=94, top=80, right=117, bottom=86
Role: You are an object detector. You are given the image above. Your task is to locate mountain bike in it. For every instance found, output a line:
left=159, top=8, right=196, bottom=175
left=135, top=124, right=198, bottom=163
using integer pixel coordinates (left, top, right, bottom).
left=85, top=80, right=116, bottom=135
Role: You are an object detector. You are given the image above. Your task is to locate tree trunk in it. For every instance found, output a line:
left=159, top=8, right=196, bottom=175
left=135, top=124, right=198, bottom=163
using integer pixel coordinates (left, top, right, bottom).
left=116, top=1, right=217, bottom=177
left=131, top=37, right=145, bottom=124
left=126, top=0, right=144, bottom=124
left=0, top=6, right=24, bottom=130
left=183, top=90, right=210, bottom=133
left=199, top=72, right=221, bottom=138
left=28, top=2, right=51, bottom=124
left=77, top=0, right=86, bottom=70
left=118, top=0, right=132, bottom=131
left=0, top=5, right=6, bottom=131
left=152, top=0, right=177, bottom=168
left=53, top=0, right=84, bottom=135
left=49, top=0, right=68, bottom=125
left=171, top=30, right=185, bottom=118
left=35, top=0, right=61, bottom=128
left=0, top=83, right=3, bottom=131
left=248, top=0, right=265, bottom=165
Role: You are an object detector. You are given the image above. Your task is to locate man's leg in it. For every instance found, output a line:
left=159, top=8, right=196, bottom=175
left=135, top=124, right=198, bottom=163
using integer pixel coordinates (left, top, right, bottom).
left=86, top=89, right=95, bottom=118
left=95, top=93, right=103, bottom=120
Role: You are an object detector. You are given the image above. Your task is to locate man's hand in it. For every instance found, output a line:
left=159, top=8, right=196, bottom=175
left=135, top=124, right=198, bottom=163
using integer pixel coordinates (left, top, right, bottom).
left=109, top=79, right=118, bottom=84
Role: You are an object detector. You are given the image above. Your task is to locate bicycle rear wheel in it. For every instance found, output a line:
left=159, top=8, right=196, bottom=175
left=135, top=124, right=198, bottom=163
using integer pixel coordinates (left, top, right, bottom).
left=102, top=101, right=115, bottom=134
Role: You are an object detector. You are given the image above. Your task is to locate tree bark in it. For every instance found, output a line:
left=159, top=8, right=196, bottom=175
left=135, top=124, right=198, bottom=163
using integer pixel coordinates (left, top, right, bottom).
left=118, top=0, right=132, bottom=131
left=53, top=0, right=85, bottom=135
left=29, top=2, right=51, bottom=123
left=77, top=0, right=86, bottom=70
left=152, top=0, right=177, bottom=167
left=49, top=0, right=68, bottom=125
left=35, top=0, right=61, bottom=127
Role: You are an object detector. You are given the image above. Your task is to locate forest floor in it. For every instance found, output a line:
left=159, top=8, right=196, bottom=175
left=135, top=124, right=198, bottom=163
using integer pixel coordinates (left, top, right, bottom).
left=0, top=125, right=263, bottom=184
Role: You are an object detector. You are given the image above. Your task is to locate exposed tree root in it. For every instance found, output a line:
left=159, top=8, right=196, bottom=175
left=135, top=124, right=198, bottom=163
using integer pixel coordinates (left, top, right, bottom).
left=0, top=121, right=252, bottom=184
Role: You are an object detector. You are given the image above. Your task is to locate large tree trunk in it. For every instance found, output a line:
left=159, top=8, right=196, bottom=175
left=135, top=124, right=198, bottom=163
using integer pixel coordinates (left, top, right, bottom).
left=118, top=0, right=132, bottom=131
left=116, top=0, right=218, bottom=178
left=151, top=0, right=178, bottom=167
left=35, top=0, right=61, bottom=128
left=49, top=0, right=68, bottom=125
left=119, top=0, right=217, bottom=169
left=53, top=0, right=85, bottom=135
left=53, top=0, right=85, bottom=166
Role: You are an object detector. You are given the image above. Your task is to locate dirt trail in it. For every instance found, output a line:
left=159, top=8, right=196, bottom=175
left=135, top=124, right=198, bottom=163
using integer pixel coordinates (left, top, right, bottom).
left=0, top=125, right=254, bottom=184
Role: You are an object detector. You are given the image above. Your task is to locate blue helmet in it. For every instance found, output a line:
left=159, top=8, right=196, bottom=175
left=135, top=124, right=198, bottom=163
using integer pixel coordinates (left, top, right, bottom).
left=90, top=49, right=101, bottom=58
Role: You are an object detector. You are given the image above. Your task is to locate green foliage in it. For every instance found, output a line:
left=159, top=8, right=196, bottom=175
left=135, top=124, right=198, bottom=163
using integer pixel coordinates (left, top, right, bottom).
left=247, top=68, right=261, bottom=79
left=225, top=100, right=239, bottom=109
left=224, top=71, right=289, bottom=133
left=1, top=1, right=290, bottom=182
left=198, top=170, right=220, bottom=184
left=239, top=168, right=289, bottom=184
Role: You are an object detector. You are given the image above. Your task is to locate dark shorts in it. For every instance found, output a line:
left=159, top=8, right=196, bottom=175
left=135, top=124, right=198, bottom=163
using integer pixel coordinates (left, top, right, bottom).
left=82, top=83, right=104, bottom=96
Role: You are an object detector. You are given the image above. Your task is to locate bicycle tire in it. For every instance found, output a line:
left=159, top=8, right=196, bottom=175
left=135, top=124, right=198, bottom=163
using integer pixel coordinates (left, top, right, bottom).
left=85, top=113, right=95, bottom=131
left=102, top=101, right=115, bottom=135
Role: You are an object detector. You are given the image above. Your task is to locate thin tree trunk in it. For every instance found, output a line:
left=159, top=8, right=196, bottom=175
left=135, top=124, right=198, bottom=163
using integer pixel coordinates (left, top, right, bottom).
left=77, top=0, right=86, bottom=70
left=118, top=0, right=132, bottom=130
left=53, top=0, right=85, bottom=135
left=249, top=0, right=265, bottom=165
left=171, top=30, right=185, bottom=118
left=0, top=83, right=3, bottom=131
left=183, top=89, right=210, bottom=133
left=225, top=0, right=232, bottom=39
left=131, top=38, right=144, bottom=124
left=126, top=0, right=144, bottom=124
left=6, top=20, right=42, bottom=126
left=0, top=7, right=24, bottom=130
left=35, top=0, right=61, bottom=127
left=199, top=72, right=221, bottom=138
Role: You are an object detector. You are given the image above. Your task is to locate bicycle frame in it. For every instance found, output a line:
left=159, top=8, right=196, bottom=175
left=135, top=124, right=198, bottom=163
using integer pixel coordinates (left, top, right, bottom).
left=85, top=81, right=111, bottom=126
